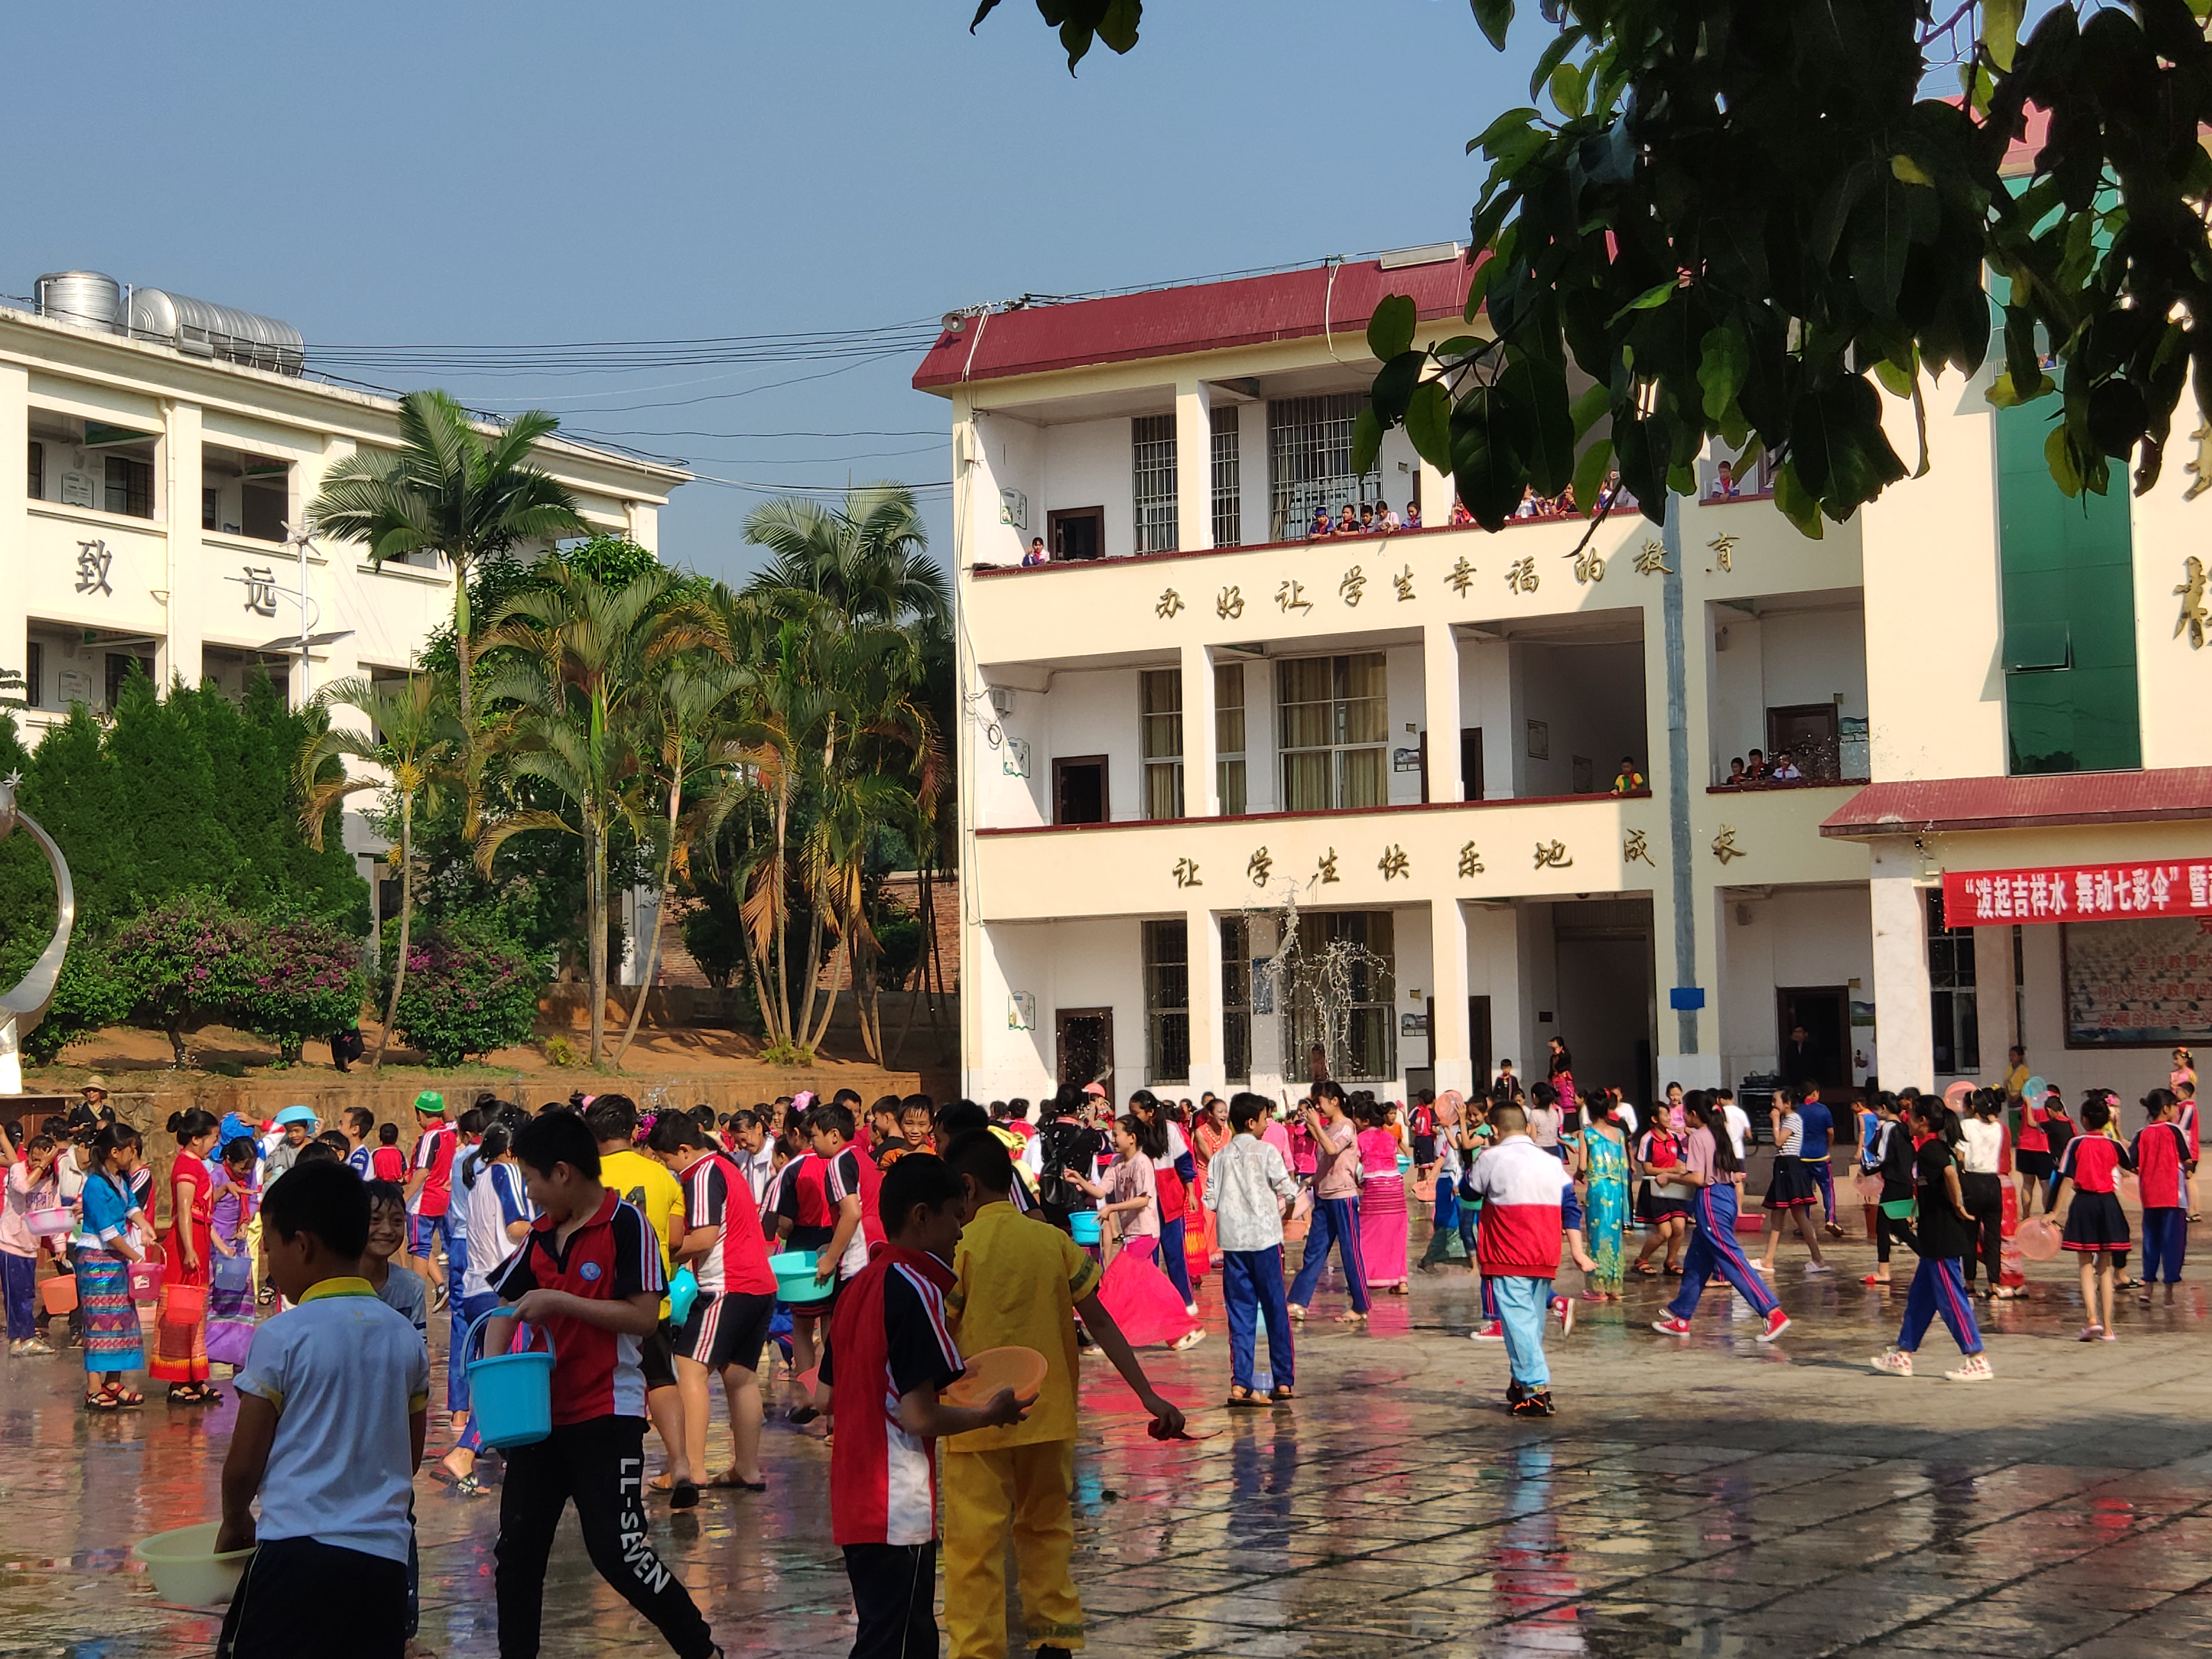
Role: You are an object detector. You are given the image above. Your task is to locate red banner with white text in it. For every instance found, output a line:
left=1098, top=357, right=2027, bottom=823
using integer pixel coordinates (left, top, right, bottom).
left=1943, top=860, right=2212, bottom=926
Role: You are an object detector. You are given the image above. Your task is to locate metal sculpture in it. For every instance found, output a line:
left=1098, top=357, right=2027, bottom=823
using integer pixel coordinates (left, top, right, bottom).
left=0, top=771, right=74, bottom=1094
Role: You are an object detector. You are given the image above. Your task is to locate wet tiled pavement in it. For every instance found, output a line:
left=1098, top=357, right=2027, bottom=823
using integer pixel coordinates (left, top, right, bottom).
left=5, top=1239, right=2211, bottom=1657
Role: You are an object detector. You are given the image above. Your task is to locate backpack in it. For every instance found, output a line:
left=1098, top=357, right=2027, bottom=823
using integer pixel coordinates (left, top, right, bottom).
left=1036, top=1120, right=1099, bottom=1211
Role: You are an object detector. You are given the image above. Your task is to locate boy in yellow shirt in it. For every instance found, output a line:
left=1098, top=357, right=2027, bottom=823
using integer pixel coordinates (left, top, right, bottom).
left=938, top=1131, right=1183, bottom=1659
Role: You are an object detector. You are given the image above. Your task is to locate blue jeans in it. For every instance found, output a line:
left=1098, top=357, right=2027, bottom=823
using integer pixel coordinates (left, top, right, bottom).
left=1159, top=1215, right=1193, bottom=1304
left=450, top=1290, right=501, bottom=1416
left=409, top=1209, right=458, bottom=1276
left=1222, top=1247, right=1294, bottom=1391
left=1809, top=1156, right=1836, bottom=1220
left=1897, top=1255, right=1982, bottom=1355
left=1289, top=1197, right=1369, bottom=1312
left=1665, top=1184, right=1779, bottom=1321
left=2143, top=1208, right=2188, bottom=1284
left=2, top=1253, right=33, bottom=1341
left=1491, top=1275, right=1554, bottom=1389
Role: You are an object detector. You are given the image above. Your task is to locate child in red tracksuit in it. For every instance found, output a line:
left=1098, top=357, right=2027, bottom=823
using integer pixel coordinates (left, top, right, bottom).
left=2134, top=1090, right=2190, bottom=1302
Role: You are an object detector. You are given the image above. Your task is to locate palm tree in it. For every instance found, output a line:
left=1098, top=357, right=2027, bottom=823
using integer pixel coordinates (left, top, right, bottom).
left=742, top=484, right=949, bottom=634
left=609, top=658, right=754, bottom=1068
left=297, top=674, right=467, bottom=1068
left=308, top=390, right=588, bottom=728
left=472, top=563, right=715, bottom=1066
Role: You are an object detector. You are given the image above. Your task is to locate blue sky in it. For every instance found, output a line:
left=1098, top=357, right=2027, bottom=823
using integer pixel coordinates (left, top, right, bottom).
left=2, top=2, right=1538, bottom=583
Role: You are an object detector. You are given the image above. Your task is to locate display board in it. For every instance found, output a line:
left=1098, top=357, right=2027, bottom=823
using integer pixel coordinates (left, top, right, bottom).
left=2062, top=916, right=2212, bottom=1048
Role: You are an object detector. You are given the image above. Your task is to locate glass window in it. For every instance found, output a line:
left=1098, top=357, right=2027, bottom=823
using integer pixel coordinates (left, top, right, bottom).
left=1277, top=653, right=1387, bottom=812
left=1266, top=393, right=1381, bottom=540
left=1283, top=910, right=1396, bottom=1082
left=1132, top=414, right=1178, bottom=555
left=24, top=640, right=43, bottom=708
left=1928, top=889, right=1979, bottom=1075
left=1215, top=663, right=1246, bottom=817
left=1210, top=404, right=1240, bottom=548
left=1221, top=917, right=1251, bottom=1084
left=27, top=441, right=42, bottom=504
left=1140, top=668, right=1183, bottom=820
left=105, top=455, right=153, bottom=519
left=1143, top=919, right=1190, bottom=1086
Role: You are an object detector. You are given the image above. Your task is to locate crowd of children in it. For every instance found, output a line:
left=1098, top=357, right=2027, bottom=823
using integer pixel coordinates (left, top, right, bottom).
left=0, top=1049, right=2197, bottom=1657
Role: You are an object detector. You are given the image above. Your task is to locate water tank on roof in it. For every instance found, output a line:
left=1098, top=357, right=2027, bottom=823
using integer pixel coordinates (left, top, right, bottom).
left=127, top=287, right=305, bottom=376
left=35, top=271, right=123, bottom=333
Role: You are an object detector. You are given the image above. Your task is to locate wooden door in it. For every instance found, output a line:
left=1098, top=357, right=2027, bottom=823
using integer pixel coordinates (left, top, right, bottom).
left=1056, top=1007, right=1115, bottom=1092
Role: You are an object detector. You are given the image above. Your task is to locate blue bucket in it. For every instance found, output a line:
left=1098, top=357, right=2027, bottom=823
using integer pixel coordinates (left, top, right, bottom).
left=463, top=1311, right=556, bottom=1451
left=769, top=1250, right=836, bottom=1304
left=1069, top=1210, right=1102, bottom=1246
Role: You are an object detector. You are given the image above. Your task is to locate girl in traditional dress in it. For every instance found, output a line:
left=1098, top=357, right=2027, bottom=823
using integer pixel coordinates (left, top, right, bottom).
left=151, top=1109, right=221, bottom=1403
left=1128, top=1091, right=1201, bottom=1312
left=1063, top=1116, right=1202, bottom=1350
left=1357, top=1098, right=1411, bottom=1294
left=1579, top=1093, right=1632, bottom=1299
left=72, top=1124, right=148, bottom=1410
left=205, top=1135, right=260, bottom=1372
left=1193, top=1095, right=1232, bottom=1267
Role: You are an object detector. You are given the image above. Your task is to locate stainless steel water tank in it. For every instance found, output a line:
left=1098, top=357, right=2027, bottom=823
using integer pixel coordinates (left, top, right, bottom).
left=127, top=287, right=306, bottom=376
left=35, top=271, right=122, bottom=333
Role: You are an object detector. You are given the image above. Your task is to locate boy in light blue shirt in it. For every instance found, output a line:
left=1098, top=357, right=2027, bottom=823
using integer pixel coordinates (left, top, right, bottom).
left=216, top=1161, right=427, bottom=1659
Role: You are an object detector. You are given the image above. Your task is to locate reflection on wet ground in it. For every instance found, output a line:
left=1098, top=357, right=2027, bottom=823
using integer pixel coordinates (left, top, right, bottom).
left=5, top=1246, right=2211, bottom=1657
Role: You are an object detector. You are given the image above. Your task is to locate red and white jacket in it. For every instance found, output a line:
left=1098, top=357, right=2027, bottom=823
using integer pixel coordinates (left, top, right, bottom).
left=1465, top=1135, right=1566, bottom=1278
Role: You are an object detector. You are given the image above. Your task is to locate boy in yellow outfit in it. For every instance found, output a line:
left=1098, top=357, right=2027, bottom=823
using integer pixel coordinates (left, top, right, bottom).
left=939, top=1131, right=1184, bottom=1659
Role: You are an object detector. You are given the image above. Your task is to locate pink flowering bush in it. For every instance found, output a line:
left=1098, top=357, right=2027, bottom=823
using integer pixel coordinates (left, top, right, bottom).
left=383, top=918, right=545, bottom=1066
left=110, top=890, right=257, bottom=1066
left=234, top=909, right=369, bottom=1064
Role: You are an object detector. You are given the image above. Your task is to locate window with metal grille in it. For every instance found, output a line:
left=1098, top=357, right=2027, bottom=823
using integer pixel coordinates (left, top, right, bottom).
left=1267, top=393, right=1380, bottom=541
left=104, top=455, right=153, bottom=518
left=1221, top=916, right=1251, bottom=1084
left=1927, top=889, right=1980, bottom=1075
left=1282, top=910, right=1396, bottom=1082
left=1277, top=653, right=1388, bottom=812
left=1215, top=663, right=1246, bottom=817
left=1140, top=668, right=1184, bottom=820
left=1132, top=414, right=1178, bottom=554
left=1143, top=919, right=1190, bottom=1085
left=27, top=441, right=43, bottom=503
left=1210, top=404, right=1240, bottom=548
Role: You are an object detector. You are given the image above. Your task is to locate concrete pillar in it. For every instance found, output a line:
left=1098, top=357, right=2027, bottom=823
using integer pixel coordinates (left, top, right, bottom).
left=1423, top=620, right=1462, bottom=803
left=1182, top=641, right=1217, bottom=817
left=1429, top=896, right=1474, bottom=1096
left=1871, top=847, right=1935, bottom=1092
left=1238, top=397, right=1271, bottom=545
left=1186, top=905, right=1225, bottom=1095
left=1248, top=913, right=1283, bottom=1093
left=625, top=499, right=659, bottom=555
left=1975, top=925, right=2020, bottom=1065
left=161, top=400, right=205, bottom=689
left=1173, top=379, right=1212, bottom=555
left=1415, top=454, right=1452, bottom=528
left=0, top=364, right=27, bottom=701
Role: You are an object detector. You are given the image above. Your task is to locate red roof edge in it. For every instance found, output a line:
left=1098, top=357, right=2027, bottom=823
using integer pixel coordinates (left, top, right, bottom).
left=913, top=253, right=1481, bottom=392
left=1819, top=768, right=2212, bottom=838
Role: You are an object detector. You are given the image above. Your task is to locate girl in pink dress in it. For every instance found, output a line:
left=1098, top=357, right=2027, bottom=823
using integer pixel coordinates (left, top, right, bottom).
left=1356, top=1099, right=1410, bottom=1293
left=1063, top=1117, right=1201, bottom=1350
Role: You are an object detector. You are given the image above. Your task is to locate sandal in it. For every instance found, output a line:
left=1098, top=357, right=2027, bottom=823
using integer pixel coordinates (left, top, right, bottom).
left=114, top=1389, right=144, bottom=1408
left=1269, top=1385, right=1296, bottom=1403
left=453, top=1474, right=490, bottom=1498
left=1226, top=1386, right=1267, bottom=1408
left=706, top=1470, right=767, bottom=1492
left=1634, top=1263, right=1660, bottom=1277
left=84, top=1386, right=120, bottom=1412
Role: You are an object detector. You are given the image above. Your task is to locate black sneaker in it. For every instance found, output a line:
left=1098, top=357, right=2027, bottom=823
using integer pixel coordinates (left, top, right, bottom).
left=1511, top=1389, right=1556, bottom=1419
left=786, top=1405, right=820, bottom=1425
left=1505, top=1380, right=1528, bottom=1407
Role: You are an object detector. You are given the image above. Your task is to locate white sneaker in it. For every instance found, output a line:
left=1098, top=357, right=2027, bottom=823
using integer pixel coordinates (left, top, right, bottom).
left=1804, top=1262, right=1836, bottom=1276
left=1869, top=1348, right=1914, bottom=1376
left=1171, top=1329, right=1206, bottom=1352
left=1943, top=1354, right=1994, bottom=1382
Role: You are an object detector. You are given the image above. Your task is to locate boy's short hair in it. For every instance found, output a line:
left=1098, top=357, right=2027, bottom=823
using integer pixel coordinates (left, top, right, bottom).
left=808, top=1101, right=856, bottom=1142
left=264, top=1161, right=371, bottom=1259
left=1492, top=1103, right=1528, bottom=1134
left=515, top=1111, right=602, bottom=1180
left=315, top=1129, right=349, bottom=1152
left=345, top=1107, right=376, bottom=1137
left=2081, top=1098, right=2112, bottom=1131
left=295, top=1141, right=341, bottom=1166
left=1007, top=1097, right=1031, bottom=1122
left=364, top=1178, right=405, bottom=1211
left=2144, top=1088, right=2179, bottom=1118
left=585, top=1094, right=639, bottom=1145
left=944, top=1129, right=1015, bottom=1192
left=377, top=1122, right=400, bottom=1146
left=832, top=1088, right=863, bottom=1111
left=646, top=1112, right=710, bottom=1154
left=879, top=1153, right=962, bottom=1234
left=1229, top=1092, right=1270, bottom=1132
left=937, top=1101, right=990, bottom=1139
left=900, top=1093, right=936, bottom=1121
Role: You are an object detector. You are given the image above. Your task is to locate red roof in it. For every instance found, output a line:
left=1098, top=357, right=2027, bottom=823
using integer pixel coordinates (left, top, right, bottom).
left=913, top=254, right=1480, bottom=391
left=1820, top=769, right=2212, bottom=838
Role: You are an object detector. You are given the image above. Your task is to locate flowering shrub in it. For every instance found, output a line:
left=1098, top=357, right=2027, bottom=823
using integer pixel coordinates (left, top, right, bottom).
left=385, top=919, right=546, bottom=1066
left=110, top=890, right=256, bottom=1065
left=233, top=909, right=369, bottom=1063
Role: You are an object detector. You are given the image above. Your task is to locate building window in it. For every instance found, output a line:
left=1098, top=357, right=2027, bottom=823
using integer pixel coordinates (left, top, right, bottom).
left=104, top=455, right=153, bottom=519
left=1283, top=910, right=1396, bottom=1082
left=105, top=651, right=153, bottom=709
left=203, top=486, right=220, bottom=531
left=1221, top=917, right=1251, bottom=1084
left=1215, top=663, right=1246, bottom=817
left=1140, top=668, right=1183, bottom=820
left=1132, top=414, right=1177, bottom=555
left=1143, top=919, right=1190, bottom=1086
left=1266, top=393, right=1380, bottom=541
left=1210, top=404, right=1240, bottom=548
left=1928, top=889, right=1979, bottom=1075
left=27, top=441, right=43, bottom=503
left=1277, top=653, right=1387, bottom=812
left=24, top=640, right=43, bottom=708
